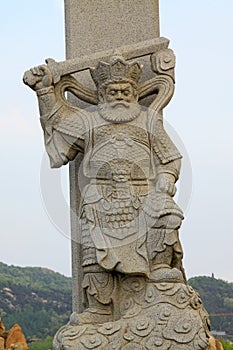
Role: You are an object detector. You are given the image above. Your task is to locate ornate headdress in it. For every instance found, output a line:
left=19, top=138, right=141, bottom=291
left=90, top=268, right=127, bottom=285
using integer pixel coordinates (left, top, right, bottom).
left=90, top=55, right=142, bottom=88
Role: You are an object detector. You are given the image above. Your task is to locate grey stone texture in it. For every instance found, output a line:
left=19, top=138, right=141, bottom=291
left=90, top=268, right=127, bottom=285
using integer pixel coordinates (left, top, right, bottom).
left=23, top=1, right=211, bottom=349
left=54, top=280, right=210, bottom=349
left=65, top=0, right=160, bottom=57
left=64, top=0, right=162, bottom=316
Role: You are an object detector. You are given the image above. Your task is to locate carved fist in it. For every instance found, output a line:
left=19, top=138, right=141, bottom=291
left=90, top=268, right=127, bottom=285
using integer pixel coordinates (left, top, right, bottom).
left=155, top=174, right=176, bottom=197
left=23, top=65, right=53, bottom=91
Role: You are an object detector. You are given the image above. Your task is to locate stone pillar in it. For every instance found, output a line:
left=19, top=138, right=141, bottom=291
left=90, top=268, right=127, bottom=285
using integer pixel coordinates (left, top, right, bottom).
left=65, top=0, right=160, bottom=314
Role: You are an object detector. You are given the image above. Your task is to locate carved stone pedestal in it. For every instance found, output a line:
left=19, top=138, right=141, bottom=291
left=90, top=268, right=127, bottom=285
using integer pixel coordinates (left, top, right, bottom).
left=54, top=278, right=210, bottom=350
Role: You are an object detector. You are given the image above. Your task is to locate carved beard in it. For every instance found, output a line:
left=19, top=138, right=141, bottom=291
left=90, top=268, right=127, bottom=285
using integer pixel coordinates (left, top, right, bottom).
left=98, top=101, right=141, bottom=123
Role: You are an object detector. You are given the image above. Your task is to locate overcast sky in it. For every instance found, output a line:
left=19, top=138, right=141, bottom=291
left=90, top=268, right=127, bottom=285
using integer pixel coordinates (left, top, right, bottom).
left=0, top=1, right=233, bottom=281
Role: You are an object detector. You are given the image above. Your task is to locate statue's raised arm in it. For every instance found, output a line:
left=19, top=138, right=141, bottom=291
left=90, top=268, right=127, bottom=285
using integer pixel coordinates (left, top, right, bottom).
left=23, top=64, right=56, bottom=118
left=23, top=64, right=89, bottom=168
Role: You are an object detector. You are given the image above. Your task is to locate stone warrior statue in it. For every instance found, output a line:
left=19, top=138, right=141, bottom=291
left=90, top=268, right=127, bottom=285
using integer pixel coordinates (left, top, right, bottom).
left=24, top=49, right=210, bottom=349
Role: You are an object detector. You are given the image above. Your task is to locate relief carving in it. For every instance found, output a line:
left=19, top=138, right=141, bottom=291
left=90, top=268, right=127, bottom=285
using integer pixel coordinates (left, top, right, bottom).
left=23, top=41, right=210, bottom=349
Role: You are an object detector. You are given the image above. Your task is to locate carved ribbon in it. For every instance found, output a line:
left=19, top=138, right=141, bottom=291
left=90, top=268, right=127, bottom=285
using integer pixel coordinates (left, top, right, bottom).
left=54, top=69, right=174, bottom=113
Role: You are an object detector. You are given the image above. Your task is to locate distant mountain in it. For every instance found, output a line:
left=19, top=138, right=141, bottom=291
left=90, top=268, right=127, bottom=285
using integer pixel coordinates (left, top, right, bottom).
left=0, top=262, right=232, bottom=339
left=189, top=276, right=233, bottom=335
left=0, top=262, right=72, bottom=339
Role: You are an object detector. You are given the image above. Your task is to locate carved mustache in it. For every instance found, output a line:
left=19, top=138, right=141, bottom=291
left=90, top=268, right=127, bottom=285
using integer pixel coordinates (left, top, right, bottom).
left=109, top=101, right=130, bottom=108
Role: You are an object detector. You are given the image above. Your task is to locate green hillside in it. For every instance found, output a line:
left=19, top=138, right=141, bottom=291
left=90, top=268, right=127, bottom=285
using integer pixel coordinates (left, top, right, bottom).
left=0, top=262, right=232, bottom=341
left=189, top=276, right=233, bottom=336
left=0, top=262, right=72, bottom=339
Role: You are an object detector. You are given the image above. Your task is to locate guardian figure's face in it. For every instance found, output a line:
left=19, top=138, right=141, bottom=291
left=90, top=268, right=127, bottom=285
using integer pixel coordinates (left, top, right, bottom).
left=98, top=81, right=141, bottom=123
left=105, top=83, right=136, bottom=104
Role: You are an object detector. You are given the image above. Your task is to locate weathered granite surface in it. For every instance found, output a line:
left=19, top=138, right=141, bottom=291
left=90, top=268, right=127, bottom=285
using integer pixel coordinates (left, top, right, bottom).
left=65, top=0, right=163, bottom=316
left=23, top=1, right=211, bottom=349
left=23, top=49, right=210, bottom=349
left=54, top=280, right=209, bottom=350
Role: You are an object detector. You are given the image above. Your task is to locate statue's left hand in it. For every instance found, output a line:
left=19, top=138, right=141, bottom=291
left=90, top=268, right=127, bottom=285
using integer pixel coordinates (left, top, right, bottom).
left=23, top=65, right=53, bottom=91
left=155, top=174, right=176, bottom=196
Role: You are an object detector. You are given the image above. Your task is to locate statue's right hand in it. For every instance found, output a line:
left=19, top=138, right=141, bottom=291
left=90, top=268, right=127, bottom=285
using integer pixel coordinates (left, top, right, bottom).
left=23, top=65, right=53, bottom=91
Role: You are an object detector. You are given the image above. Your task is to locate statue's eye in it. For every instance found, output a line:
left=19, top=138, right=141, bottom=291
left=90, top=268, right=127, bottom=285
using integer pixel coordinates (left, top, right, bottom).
left=123, top=90, right=130, bottom=96
left=109, top=90, right=116, bottom=95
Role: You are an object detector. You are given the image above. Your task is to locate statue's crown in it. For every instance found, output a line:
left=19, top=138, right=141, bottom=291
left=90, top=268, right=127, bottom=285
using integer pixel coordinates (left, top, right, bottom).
left=90, top=56, right=142, bottom=88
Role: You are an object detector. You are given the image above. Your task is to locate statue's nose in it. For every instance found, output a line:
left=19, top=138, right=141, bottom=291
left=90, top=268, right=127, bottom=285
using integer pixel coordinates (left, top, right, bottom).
left=116, top=91, right=123, bottom=99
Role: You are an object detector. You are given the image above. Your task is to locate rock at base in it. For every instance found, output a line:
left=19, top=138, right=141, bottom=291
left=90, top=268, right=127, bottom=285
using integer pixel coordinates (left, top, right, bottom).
left=53, top=280, right=210, bottom=350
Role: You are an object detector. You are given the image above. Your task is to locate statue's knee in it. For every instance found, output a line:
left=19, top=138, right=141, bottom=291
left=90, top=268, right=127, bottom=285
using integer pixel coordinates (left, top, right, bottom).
left=156, top=214, right=182, bottom=229
left=167, top=214, right=182, bottom=228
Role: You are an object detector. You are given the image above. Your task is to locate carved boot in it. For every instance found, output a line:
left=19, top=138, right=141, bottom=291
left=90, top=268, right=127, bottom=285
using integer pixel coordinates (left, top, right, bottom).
left=149, top=263, right=184, bottom=282
left=149, top=243, right=184, bottom=282
left=147, top=228, right=186, bottom=282
left=69, top=297, right=113, bottom=325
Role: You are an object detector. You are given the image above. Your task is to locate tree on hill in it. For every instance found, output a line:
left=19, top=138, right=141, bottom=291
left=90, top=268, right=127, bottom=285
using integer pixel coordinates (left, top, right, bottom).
left=0, top=262, right=72, bottom=339
left=29, top=336, right=53, bottom=350
left=0, top=262, right=232, bottom=341
left=189, top=276, right=233, bottom=335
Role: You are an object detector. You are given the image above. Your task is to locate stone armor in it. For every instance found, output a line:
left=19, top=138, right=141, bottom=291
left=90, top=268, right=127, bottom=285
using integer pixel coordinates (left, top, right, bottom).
left=23, top=53, right=211, bottom=349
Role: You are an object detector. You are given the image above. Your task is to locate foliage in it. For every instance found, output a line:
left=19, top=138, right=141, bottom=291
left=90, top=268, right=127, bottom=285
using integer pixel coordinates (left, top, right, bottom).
left=0, top=262, right=72, bottom=339
left=221, top=340, right=233, bottom=350
left=188, top=276, right=233, bottom=335
left=0, top=262, right=232, bottom=340
left=30, top=336, right=53, bottom=350
left=0, top=262, right=71, bottom=293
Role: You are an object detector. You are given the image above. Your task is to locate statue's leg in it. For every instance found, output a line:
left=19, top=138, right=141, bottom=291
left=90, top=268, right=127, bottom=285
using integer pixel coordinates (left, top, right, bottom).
left=147, top=224, right=186, bottom=282
left=171, top=236, right=187, bottom=282
left=70, top=264, right=114, bottom=325
left=70, top=209, right=115, bottom=325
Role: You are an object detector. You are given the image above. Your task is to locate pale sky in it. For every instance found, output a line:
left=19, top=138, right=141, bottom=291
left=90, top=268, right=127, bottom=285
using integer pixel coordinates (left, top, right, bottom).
left=0, top=1, right=233, bottom=281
